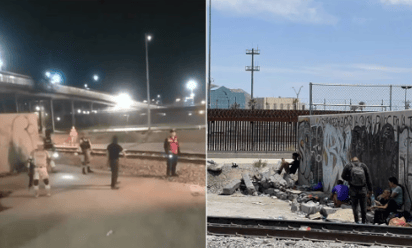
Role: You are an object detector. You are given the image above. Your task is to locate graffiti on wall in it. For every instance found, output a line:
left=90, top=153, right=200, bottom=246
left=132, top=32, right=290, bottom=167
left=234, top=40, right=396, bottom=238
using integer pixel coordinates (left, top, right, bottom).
left=298, top=112, right=410, bottom=209
left=0, top=114, right=39, bottom=173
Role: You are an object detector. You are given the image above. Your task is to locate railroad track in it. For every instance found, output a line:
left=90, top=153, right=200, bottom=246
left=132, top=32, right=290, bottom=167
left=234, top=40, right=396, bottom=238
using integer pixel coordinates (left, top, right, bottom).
left=207, top=216, right=412, bottom=247
left=55, top=147, right=205, bottom=164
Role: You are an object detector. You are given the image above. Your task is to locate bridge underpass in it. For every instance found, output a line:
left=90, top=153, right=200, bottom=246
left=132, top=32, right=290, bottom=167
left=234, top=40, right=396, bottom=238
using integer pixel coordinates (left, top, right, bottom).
left=0, top=71, right=205, bottom=134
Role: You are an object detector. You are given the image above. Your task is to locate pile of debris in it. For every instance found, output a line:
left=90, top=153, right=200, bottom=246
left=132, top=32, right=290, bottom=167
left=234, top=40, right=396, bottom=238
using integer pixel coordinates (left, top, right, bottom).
left=220, top=164, right=298, bottom=196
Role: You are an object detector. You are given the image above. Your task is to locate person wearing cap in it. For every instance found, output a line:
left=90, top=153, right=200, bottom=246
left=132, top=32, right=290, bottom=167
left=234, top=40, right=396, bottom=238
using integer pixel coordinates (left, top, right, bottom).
left=164, top=129, right=181, bottom=177
left=79, top=133, right=93, bottom=174
left=69, top=126, right=78, bottom=146
left=107, top=135, right=124, bottom=189
left=28, top=143, right=52, bottom=197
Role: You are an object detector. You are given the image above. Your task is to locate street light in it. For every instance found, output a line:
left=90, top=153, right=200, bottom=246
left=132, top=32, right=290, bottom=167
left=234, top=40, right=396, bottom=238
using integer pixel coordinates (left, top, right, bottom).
left=401, top=86, right=412, bottom=110
left=93, top=75, right=99, bottom=81
left=145, top=33, right=152, bottom=131
left=45, top=71, right=51, bottom=78
left=115, top=93, right=133, bottom=109
left=51, top=74, right=62, bottom=84
left=187, top=80, right=197, bottom=97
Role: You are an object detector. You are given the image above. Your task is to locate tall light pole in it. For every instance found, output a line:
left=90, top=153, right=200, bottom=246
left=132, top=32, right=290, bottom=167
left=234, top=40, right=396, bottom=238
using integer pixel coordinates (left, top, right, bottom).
left=401, top=86, right=412, bottom=110
left=145, top=33, right=152, bottom=130
left=292, top=86, right=303, bottom=110
left=208, top=0, right=211, bottom=109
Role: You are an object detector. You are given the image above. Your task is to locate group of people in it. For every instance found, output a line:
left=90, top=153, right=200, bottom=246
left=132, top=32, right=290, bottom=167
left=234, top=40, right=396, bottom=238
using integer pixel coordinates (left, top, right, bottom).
left=275, top=153, right=405, bottom=225
left=329, top=157, right=404, bottom=224
left=27, top=128, right=181, bottom=197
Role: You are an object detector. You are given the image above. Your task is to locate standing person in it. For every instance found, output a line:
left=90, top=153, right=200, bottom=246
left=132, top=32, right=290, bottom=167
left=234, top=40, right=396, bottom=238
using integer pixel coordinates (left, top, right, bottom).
left=79, top=133, right=93, bottom=174
left=69, top=126, right=78, bottom=146
left=342, top=157, right=373, bottom=224
left=330, top=179, right=350, bottom=207
left=107, top=136, right=123, bottom=190
left=163, top=129, right=180, bottom=177
left=44, top=129, right=56, bottom=173
left=28, top=143, right=52, bottom=197
left=276, top=152, right=300, bottom=175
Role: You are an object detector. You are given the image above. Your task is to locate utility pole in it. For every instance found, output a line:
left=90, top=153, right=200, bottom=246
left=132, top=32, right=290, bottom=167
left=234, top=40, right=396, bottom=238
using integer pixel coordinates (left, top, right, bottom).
left=292, top=86, right=303, bottom=110
left=207, top=0, right=212, bottom=109
left=245, top=47, right=260, bottom=109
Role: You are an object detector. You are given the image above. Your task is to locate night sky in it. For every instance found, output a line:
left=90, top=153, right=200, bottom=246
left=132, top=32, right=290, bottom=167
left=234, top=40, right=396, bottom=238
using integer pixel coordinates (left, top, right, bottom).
left=0, top=0, right=206, bottom=104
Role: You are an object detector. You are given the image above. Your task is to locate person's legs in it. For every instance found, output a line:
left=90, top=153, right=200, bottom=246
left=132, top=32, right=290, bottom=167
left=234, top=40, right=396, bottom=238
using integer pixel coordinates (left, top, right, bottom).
left=111, top=159, right=119, bottom=188
left=172, top=155, right=178, bottom=176
left=359, top=194, right=367, bottom=223
left=166, top=156, right=172, bottom=176
left=333, top=194, right=343, bottom=207
left=351, top=193, right=360, bottom=223
left=277, top=162, right=289, bottom=174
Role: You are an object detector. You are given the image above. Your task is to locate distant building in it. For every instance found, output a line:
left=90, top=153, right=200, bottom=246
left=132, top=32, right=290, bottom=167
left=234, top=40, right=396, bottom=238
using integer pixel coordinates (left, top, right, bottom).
left=210, top=86, right=251, bottom=109
left=255, top=97, right=306, bottom=110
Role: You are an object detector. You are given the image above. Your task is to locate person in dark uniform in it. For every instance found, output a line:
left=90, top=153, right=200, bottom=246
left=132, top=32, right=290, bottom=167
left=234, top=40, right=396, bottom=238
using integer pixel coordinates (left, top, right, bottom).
left=164, top=129, right=181, bottom=177
left=27, top=157, right=35, bottom=190
left=276, top=152, right=300, bottom=175
left=107, top=136, right=123, bottom=190
left=79, top=133, right=93, bottom=174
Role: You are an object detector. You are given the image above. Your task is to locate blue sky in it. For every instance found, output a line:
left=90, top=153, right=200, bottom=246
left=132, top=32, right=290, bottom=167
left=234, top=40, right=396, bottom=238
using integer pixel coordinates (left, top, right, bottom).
left=208, top=0, right=412, bottom=107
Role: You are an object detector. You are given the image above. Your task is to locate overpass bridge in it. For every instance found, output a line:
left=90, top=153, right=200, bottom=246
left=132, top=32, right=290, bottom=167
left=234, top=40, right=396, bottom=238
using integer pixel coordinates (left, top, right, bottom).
left=0, top=71, right=205, bottom=133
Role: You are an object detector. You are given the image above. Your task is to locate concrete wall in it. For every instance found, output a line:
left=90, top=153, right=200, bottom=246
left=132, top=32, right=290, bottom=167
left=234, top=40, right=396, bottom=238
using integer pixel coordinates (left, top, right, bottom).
left=298, top=110, right=412, bottom=212
left=0, top=113, right=39, bottom=173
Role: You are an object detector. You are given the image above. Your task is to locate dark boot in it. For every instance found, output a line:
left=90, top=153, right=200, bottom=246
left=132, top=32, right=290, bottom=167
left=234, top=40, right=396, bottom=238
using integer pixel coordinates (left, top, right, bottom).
left=87, top=166, right=94, bottom=173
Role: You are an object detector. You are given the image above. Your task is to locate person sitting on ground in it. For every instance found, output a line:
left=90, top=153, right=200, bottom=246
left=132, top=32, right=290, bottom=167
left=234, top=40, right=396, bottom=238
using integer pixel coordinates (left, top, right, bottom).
left=330, top=179, right=349, bottom=207
left=372, top=177, right=403, bottom=224
left=369, top=189, right=390, bottom=211
left=276, top=152, right=300, bottom=175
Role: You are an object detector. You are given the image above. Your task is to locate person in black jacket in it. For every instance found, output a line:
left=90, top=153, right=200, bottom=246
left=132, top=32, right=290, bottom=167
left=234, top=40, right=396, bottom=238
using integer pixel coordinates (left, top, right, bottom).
left=163, top=129, right=180, bottom=177
left=341, top=157, right=373, bottom=224
left=107, top=136, right=123, bottom=189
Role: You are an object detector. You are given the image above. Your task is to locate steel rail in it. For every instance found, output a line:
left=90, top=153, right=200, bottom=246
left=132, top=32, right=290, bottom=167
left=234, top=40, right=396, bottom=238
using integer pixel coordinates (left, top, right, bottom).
left=207, top=216, right=412, bottom=247
left=55, top=147, right=205, bottom=164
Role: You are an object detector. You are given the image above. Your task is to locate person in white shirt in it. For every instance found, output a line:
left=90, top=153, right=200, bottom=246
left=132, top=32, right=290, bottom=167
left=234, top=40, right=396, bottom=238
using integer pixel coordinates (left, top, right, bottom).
left=28, top=143, right=53, bottom=197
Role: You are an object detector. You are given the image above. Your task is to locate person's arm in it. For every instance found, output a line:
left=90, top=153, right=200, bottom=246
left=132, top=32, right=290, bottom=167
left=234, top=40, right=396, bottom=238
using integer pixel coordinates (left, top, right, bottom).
left=341, top=164, right=350, bottom=182
left=390, top=187, right=399, bottom=199
left=363, top=164, right=373, bottom=194
left=164, top=139, right=169, bottom=154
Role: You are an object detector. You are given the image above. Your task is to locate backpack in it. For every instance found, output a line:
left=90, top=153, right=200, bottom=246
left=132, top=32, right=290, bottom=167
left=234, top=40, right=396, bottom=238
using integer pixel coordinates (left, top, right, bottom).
left=350, top=162, right=366, bottom=187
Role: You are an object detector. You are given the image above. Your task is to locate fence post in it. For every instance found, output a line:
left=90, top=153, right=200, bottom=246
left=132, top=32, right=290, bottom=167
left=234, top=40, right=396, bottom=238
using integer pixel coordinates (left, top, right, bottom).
left=309, top=82, right=313, bottom=116
left=390, top=85, right=392, bottom=111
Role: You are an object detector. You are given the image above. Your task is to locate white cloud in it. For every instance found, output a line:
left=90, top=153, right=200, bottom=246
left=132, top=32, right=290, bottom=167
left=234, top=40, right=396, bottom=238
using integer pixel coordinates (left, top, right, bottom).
left=212, top=0, right=338, bottom=25
left=380, top=0, right=412, bottom=5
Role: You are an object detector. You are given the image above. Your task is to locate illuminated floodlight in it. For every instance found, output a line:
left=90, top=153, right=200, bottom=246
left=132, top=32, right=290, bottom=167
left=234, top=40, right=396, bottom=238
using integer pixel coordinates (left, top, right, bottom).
left=190, top=93, right=195, bottom=98
left=143, top=100, right=147, bottom=103
left=0, top=59, right=3, bottom=70
left=56, top=117, right=61, bottom=121
left=84, top=84, right=88, bottom=88
left=53, top=152, right=59, bottom=158
left=199, top=110, right=205, bottom=114
left=93, top=75, right=98, bottom=81
left=45, top=71, right=51, bottom=78
left=51, top=74, right=61, bottom=84
left=77, top=109, right=81, bottom=113
left=87, top=111, right=90, bottom=114
left=83, top=111, right=86, bottom=114
left=115, top=93, right=133, bottom=109
left=147, top=35, right=152, bottom=41
left=157, top=95, right=160, bottom=98
left=188, top=113, right=192, bottom=116
left=176, top=98, right=181, bottom=102
left=10, top=75, right=14, bottom=79
left=201, top=100, right=206, bottom=105
left=35, top=106, right=40, bottom=111
left=187, top=80, right=197, bottom=91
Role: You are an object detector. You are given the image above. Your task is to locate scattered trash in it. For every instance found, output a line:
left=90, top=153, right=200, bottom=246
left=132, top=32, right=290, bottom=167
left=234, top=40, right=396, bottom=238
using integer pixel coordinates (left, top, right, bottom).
left=106, top=230, right=113, bottom=236
left=299, top=226, right=311, bottom=231
left=252, top=202, right=265, bottom=205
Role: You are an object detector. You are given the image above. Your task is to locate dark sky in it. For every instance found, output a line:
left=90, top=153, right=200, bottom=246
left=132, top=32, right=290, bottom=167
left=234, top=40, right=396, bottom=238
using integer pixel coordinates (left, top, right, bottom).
left=0, top=0, right=205, bottom=104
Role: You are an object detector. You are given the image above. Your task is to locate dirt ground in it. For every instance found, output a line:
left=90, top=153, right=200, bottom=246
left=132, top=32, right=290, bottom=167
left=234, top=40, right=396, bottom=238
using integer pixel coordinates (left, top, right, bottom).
left=58, top=153, right=205, bottom=186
